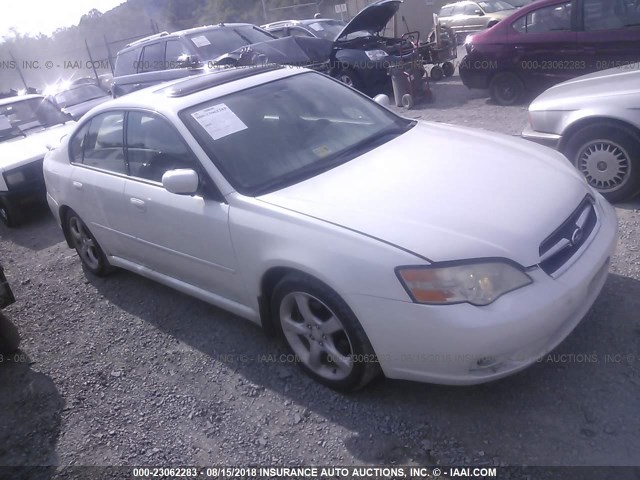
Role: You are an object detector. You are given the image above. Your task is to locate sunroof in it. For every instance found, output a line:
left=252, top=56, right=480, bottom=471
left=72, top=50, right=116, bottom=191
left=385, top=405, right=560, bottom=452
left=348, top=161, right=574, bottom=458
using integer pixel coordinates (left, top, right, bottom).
left=158, top=65, right=284, bottom=98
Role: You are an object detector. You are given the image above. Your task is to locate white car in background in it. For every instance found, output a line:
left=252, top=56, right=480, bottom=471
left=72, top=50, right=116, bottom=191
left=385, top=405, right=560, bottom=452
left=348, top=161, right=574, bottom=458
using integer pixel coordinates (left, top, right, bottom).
left=44, top=66, right=617, bottom=391
left=523, top=66, right=640, bottom=203
left=0, top=95, right=75, bottom=226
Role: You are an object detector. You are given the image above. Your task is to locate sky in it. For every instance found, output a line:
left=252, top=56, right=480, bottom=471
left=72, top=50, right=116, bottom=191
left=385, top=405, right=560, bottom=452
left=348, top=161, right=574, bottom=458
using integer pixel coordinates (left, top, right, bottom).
left=0, top=0, right=125, bottom=38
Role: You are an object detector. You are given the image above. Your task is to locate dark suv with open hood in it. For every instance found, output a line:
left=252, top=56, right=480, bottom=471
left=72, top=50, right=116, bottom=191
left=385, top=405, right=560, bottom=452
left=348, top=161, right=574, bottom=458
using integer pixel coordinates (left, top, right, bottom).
left=263, top=0, right=417, bottom=91
left=111, top=24, right=278, bottom=97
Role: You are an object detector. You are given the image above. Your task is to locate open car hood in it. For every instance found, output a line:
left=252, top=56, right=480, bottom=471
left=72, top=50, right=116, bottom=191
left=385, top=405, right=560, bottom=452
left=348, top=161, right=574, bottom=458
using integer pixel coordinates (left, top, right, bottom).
left=220, top=36, right=334, bottom=67
left=336, top=0, right=401, bottom=40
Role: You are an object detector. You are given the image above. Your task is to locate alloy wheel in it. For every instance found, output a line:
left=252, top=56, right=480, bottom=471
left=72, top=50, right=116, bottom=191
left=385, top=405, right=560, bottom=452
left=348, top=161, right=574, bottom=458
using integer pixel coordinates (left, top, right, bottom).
left=69, top=217, right=101, bottom=270
left=279, top=292, right=354, bottom=381
left=577, top=139, right=631, bottom=192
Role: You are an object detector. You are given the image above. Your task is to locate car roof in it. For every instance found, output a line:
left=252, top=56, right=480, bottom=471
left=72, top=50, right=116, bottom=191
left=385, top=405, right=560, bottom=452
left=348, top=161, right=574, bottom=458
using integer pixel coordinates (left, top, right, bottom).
left=89, top=66, right=304, bottom=117
left=119, top=23, right=258, bottom=53
left=262, top=19, right=336, bottom=29
left=0, top=94, right=43, bottom=107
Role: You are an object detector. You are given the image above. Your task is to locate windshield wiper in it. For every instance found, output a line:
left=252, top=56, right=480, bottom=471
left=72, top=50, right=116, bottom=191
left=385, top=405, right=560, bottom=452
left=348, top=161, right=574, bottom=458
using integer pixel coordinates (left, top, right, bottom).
left=252, top=122, right=415, bottom=196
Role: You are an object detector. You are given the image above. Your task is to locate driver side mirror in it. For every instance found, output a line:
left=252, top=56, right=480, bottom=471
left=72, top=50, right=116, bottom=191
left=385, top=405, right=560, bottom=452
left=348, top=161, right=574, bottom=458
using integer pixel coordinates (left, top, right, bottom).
left=177, top=54, right=201, bottom=69
left=475, top=9, right=485, bottom=16
left=162, top=169, right=199, bottom=195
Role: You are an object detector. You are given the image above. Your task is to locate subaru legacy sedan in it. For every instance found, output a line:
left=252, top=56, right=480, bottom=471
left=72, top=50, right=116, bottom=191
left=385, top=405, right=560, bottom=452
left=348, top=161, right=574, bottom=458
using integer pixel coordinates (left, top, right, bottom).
left=44, top=66, right=617, bottom=391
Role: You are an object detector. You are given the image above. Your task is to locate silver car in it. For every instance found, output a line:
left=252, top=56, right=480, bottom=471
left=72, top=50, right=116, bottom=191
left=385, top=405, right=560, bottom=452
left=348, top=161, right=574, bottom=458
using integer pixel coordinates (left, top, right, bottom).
left=523, top=65, right=640, bottom=202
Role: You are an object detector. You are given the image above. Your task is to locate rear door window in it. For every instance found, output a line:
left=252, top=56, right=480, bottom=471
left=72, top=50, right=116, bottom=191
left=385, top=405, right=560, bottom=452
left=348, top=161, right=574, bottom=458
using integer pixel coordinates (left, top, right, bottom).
left=512, top=2, right=572, bottom=33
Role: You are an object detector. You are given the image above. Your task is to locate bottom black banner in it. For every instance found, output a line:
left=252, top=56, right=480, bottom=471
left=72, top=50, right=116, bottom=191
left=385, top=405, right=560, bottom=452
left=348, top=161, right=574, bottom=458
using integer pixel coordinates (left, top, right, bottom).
left=1, top=466, right=638, bottom=480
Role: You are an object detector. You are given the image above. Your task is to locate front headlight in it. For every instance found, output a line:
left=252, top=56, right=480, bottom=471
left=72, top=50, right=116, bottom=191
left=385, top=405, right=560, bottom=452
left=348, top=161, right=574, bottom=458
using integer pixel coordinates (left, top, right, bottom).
left=397, top=261, right=532, bottom=306
left=365, top=50, right=388, bottom=61
left=4, top=170, right=26, bottom=187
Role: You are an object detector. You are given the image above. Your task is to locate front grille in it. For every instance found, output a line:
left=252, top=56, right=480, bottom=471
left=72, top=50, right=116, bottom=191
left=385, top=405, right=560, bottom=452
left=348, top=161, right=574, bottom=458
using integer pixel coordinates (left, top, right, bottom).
left=539, top=196, right=597, bottom=275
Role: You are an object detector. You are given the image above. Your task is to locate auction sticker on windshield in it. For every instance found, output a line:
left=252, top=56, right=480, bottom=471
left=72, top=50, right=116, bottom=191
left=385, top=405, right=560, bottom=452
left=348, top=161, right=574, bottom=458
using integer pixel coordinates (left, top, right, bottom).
left=191, top=103, right=248, bottom=140
left=191, top=35, right=211, bottom=47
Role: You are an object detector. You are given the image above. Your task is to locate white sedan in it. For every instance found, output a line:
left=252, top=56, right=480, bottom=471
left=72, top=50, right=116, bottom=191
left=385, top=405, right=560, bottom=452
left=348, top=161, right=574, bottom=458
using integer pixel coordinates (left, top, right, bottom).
left=44, top=66, right=617, bottom=391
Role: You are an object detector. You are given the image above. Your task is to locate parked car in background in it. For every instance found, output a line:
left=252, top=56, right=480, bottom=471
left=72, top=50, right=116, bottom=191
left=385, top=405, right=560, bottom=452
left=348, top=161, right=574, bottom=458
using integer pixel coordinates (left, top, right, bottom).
left=438, top=0, right=517, bottom=44
left=508, top=0, right=536, bottom=7
left=523, top=65, right=640, bottom=202
left=44, top=66, right=617, bottom=391
left=0, top=95, right=75, bottom=226
left=50, top=84, right=111, bottom=120
left=460, top=0, right=640, bottom=105
left=263, top=1, right=419, bottom=91
left=262, top=18, right=347, bottom=40
left=111, top=24, right=277, bottom=97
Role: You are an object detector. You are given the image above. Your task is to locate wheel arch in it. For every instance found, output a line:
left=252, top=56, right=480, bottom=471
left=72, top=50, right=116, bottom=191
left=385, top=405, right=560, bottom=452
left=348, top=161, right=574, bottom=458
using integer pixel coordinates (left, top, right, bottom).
left=58, top=205, right=75, bottom=248
left=559, top=117, right=640, bottom=154
left=258, top=266, right=342, bottom=336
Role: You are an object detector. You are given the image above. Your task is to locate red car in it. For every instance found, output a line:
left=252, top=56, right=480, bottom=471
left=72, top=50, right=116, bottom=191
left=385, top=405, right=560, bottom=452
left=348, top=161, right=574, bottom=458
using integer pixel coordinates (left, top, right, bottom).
left=459, top=0, right=640, bottom=105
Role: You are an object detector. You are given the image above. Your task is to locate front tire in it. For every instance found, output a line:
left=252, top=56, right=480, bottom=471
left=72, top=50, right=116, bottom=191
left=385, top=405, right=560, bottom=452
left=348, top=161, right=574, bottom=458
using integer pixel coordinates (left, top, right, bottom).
left=271, top=274, right=380, bottom=391
left=430, top=65, right=444, bottom=81
left=334, top=67, right=363, bottom=91
left=489, top=72, right=524, bottom=106
left=0, top=200, right=23, bottom=228
left=0, top=312, right=20, bottom=353
left=66, top=212, right=113, bottom=276
left=563, top=123, right=640, bottom=202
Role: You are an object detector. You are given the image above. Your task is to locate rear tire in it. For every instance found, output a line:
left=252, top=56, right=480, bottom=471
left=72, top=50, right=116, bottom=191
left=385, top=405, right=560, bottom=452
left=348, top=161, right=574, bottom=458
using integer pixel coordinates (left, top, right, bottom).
left=442, top=61, right=455, bottom=77
left=65, top=211, right=113, bottom=276
left=430, top=65, right=444, bottom=81
left=402, top=94, right=414, bottom=109
left=490, top=72, right=524, bottom=106
left=563, top=123, right=640, bottom=203
left=271, top=273, right=380, bottom=391
left=0, top=312, right=20, bottom=353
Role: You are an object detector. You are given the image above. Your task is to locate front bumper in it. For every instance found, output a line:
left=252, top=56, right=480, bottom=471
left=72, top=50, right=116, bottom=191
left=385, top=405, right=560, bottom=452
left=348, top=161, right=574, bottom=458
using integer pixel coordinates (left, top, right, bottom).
left=345, top=197, right=617, bottom=385
left=0, top=185, right=47, bottom=208
left=522, top=123, right=562, bottom=150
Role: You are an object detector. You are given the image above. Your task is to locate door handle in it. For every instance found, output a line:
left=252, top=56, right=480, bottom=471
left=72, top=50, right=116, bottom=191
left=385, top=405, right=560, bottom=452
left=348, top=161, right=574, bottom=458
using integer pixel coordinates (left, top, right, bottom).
left=72, top=181, right=83, bottom=190
left=130, top=198, right=146, bottom=210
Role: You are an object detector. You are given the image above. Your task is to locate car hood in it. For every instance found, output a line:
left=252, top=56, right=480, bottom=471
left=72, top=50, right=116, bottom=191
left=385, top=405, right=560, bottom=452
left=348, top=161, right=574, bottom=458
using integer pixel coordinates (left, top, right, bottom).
left=62, top=96, right=111, bottom=120
left=0, top=122, right=75, bottom=169
left=336, top=0, right=401, bottom=40
left=530, top=66, right=640, bottom=111
left=258, top=122, right=591, bottom=267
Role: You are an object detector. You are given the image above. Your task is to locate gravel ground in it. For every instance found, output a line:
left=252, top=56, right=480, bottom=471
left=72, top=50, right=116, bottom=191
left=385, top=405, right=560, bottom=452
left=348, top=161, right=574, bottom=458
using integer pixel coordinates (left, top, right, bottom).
left=1, top=69, right=640, bottom=476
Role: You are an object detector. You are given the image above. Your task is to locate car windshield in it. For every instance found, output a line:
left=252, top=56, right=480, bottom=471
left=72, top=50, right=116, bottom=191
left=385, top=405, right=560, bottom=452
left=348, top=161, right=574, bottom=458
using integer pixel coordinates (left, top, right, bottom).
left=187, top=26, right=276, bottom=59
left=304, top=20, right=347, bottom=40
left=54, top=85, right=107, bottom=108
left=181, top=72, right=413, bottom=196
left=0, top=97, right=69, bottom=142
left=477, top=1, right=515, bottom=12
